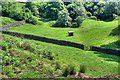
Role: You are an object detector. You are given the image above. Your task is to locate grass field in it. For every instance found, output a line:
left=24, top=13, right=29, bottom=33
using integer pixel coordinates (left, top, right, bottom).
left=1, top=17, right=120, bottom=78
left=1, top=34, right=120, bottom=78
left=9, top=19, right=119, bottom=47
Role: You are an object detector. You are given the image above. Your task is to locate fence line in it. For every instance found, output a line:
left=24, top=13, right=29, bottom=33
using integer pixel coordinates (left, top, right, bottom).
left=1, top=30, right=84, bottom=50
left=0, top=20, right=25, bottom=31
left=1, top=30, right=120, bottom=56
left=90, top=46, right=120, bottom=56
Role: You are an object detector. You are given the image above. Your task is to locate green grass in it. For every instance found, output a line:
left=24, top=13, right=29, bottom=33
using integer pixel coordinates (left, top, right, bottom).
left=1, top=34, right=120, bottom=77
left=0, top=16, right=16, bottom=26
left=9, top=19, right=119, bottom=46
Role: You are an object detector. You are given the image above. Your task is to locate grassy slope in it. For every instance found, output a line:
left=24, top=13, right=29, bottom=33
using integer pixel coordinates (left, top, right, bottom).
left=0, top=17, right=16, bottom=26
left=1, top=34, right=120, bottom=77
left=9, top=19, right=118, bottom=46
left=101, top=16, right=120, bottom=49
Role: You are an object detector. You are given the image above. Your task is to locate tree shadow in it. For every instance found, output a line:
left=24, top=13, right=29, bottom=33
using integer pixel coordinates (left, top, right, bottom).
left=93, top=51, right=120, bottom=63
left=40, top=18, right=53, bottom=22
left=109, top=25, right=120, bottom=36
left=101, top=40, right=120, bottom=50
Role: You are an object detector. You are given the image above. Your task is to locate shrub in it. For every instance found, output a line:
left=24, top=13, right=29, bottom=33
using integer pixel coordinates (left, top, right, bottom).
left=69, top=65, right=76, bottom=75
left=2, top=66, right=15, bottom=77
left=89, top=16, right=97, bottom=20
left=79, top=64, right=86, bottom=73
left=62, top=65, right=76, bottom=77
left=75, top=16, right=84, bottom=27
left=8, top=48, right=20, bottom=57
left=1, top=42, right=8, bottom=51
left=20, top=70, right=40, bottom=78
left=55, top=60, right=61, bottom=70
left=3, top=55, right=11, bottom=65
left=62, top=66, right=70, bottom=77
left=42, top=51, right=55, bottom=60
left=87, top=12, right=92, bottom=17
left=17, top=41, right=33, bottom=51
left=26, top=16, right=38, bottom=25
left=71, top=22, right=78, bottom=28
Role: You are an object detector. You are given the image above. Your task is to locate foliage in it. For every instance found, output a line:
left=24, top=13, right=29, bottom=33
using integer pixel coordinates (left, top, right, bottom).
left=42, top=51, right=55, bottom=60
left=1, top=34, right=120, bottom=78
left=1, top=1, right=119, bottom=26
left=0, top=17, right=16, bottom=26
left=55, top=60, right=61, bottom=70
left=62, top=65, right=76, bottom=77
left=1, top=2, right=38, bottom=24
left=67, top=2, right=86, bottom=21
left=102, top=2, right=118, bottom=20
left=75, top=16, right=85, bottom=27
left=54, top=9, right=72, bottom=27
left=41, top=2, right=65, bottom=20
left=79, top=65, right=86, bottom=73
left=84, top=2, right=118, bottom=20
left=89, top=16, right=97, bottom=20
left=25, top=2, right=41, bottom=17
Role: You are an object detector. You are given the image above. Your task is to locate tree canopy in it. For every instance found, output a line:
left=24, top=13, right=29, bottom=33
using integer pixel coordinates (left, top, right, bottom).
left=0, top=1, right=119, bottom=26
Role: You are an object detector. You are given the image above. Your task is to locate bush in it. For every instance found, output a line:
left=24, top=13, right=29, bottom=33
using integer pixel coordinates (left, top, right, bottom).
left=17, top=41, right=33, bottom=51
left=42, top=51, right=55, bottom=60
left=26, top=16, right=38, bottom=25
left=79, top=64, right=86, bottom=73
left=75, top=16, right=84, bottom=27
left=1, top=42, right=9, bottom=51
left=87, top=12, right=92, bottom=17
left=69, top=65, right=76, bottom=75
left=62, top=65, right=76, bottom=77
left=8, top=48, right=20, bottom=57
left=3, top=55, right=12, bottom=66
left=89, top=16, right=97, bottom=20
left=62, top=66, right=70, bottom=77
left=71, top=22, right=78, bottom=28
left=55, top=60, right=61, bottom=70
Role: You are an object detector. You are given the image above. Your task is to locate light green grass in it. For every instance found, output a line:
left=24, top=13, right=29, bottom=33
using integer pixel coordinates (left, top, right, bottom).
left=2, top=34, right=120, bottom=77
left=9, top=19, right=119, bottom=46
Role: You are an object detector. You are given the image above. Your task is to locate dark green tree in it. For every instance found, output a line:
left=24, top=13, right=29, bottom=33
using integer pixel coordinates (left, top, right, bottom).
left=67, top=2, right=86, bottom=21
left=41, top=2, right=65, bottom=20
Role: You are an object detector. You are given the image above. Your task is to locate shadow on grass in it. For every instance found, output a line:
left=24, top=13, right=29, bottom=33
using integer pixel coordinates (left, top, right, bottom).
left=109, top=25, right=120, bottom=36
left=94, top=51, right=120, bottom=63
left=101, top=40, right=120, bottom=50
left=40, top=18, right=54, bottom=22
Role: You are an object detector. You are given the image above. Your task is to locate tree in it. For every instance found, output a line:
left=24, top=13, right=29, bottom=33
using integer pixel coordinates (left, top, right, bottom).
left=1, top=2, right=38, bottom=24
left=25, top=2, right=41, bottom=17
left=41, top=2, right=65, bottom=20
left=67, top=2, right=86, bottom=21
left=84, top=1, right=118, bottom=20
left=102, top=2, right=118, bottom=20
left=117, top=2, right=120, bottom=15
left=75, top=16, right=84, bottom=26
left=54, top=9, right=72, bottom=27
